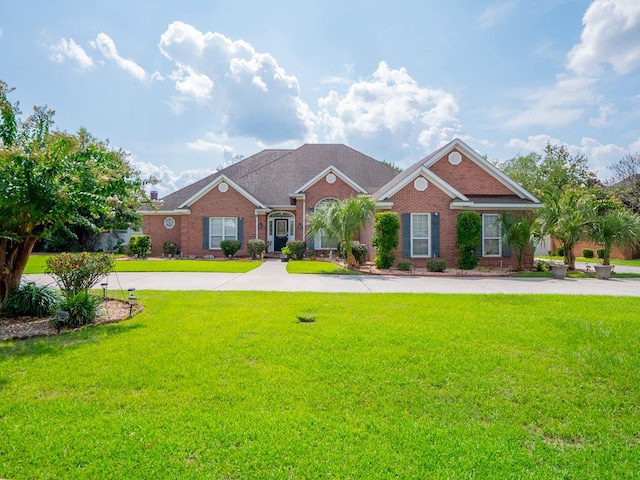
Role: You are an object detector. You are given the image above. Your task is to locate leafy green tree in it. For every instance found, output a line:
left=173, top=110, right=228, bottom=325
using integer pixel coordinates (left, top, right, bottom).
left=497, top=143, right=597, bottom=197
left=0, top=81, right=148, bottom=305
left=456, top=211, right=482, bottom=270
left=372, top=212, right=400, bottom=269
left=606, top=153, right=640, bottom=214
left=307, top=196, right=376, bottom=267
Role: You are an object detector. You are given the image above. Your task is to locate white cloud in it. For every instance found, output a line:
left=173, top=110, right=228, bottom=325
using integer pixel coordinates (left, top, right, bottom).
left=158, top=21, right=312, bottom=144
left=317, top=61, right=461, bottom=156
left=185, top=132, right=236, bottom=159
left=93, top=33, right=147, bottom=81
left=589, top=103, right=617, bottom=127
left=567, top=0, right=640, bottom=76
left=506, top=134, right=628, bottom=176
left=133, top=160, right=215, bottom=197
left=478, top=1, right=517, bottom=29
left=48, top=38, right=94, bottom=70
left=500, top=74, right=595, bottom=128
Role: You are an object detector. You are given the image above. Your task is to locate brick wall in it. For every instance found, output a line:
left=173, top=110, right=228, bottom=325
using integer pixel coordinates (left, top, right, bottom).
left=429, top=149, right=514, bottom=195
left=142, top=214, right=183, bottom=256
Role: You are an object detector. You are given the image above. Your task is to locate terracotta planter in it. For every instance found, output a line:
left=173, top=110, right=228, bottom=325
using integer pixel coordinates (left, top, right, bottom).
left=551, top=264, right=568, bottom=279
left=594, top=265, right=612, bottom=280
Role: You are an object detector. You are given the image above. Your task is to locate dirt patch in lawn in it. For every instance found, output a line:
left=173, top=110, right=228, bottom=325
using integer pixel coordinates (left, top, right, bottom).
left=0, top=298, right=143, bottom=341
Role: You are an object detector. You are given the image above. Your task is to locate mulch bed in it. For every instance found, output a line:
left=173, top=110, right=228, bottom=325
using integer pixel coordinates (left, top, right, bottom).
left=0, top=298, right=143, bottom=342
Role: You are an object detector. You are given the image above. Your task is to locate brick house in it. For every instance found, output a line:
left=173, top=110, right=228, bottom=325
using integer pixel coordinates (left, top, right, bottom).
left=140, top=139, right=542, bottom=268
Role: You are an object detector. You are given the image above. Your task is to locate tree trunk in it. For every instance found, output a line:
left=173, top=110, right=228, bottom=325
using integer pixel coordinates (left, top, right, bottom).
left=0, top=237, right=37, bottom=306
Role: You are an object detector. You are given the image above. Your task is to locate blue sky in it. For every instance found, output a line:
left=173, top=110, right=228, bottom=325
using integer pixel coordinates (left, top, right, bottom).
left=2, top=0, right=639, bottom=195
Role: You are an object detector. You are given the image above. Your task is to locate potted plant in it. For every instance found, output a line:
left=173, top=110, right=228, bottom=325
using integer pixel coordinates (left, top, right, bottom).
left=280, top=245, right=292, bottom=262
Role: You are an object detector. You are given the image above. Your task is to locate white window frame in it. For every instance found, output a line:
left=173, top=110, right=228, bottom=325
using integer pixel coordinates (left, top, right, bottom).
left=209, top=217, right=237, bottom=250
left=314, top=198, right=339, bottom=250
left=411, top=213, right=430, bottom=258
left=482, top=214, right=502, bottom=257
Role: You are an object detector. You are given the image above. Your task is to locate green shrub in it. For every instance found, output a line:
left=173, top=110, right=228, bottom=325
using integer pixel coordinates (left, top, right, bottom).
left=286, top=241, right=306, bottom=260
left=340, top=241, right=368, bottom=266
left=220, top=240, right=242, bottom=258
left=247, top=239, right=266, bottom=259
left=129, top=235, right=152, bottom=258
left=597, top=248, right=605, bottom=259
left=397, top=260, right=412, bottom=271
left=375, top=250, right=395, bottom=270
left=46, top=252, right=114, bottom=297
left=55, top=291, right=102, bottom=328
left=582, top=248, right=594, bottom=258
left=534, top=260, right=549, bottom=272
left=163, top=241, right=178, bottom=256
left=280, top=245, right=293, bottom=257
left=3, top=282, right=60, bottom=317
left=373, top=212, right=399, bottom=269
left=556, top=246, right=565, bottom=257
left=426, top=258, right=447, bottom=272
left=456, top=212, right=481, bottom=270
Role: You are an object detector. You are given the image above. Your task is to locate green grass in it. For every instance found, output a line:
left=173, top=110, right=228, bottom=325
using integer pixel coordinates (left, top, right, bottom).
left=23, top=254, right=261, bottom=274
left=537, top=255, right=640, bottom=267
left=2, top=292, right=640, bottom=478
left=286, top=259, right=362, bottom=274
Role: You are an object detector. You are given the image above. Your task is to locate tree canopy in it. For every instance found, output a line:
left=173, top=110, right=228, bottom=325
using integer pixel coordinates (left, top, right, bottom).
left=497, top=143, right=598, bottom=197
left=0, top=81, right=149, bottom=304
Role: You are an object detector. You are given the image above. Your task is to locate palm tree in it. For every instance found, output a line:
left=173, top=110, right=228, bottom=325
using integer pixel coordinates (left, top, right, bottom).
left=307, top=196, right=376, bottom=267
left=537, top=190, right=588, bottom=270
left=499, top=212, right=539, bottom=271
left=585, top=208, right=640, bottom=266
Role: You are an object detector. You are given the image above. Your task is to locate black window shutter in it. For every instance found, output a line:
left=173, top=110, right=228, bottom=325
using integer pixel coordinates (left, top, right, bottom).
left=402, top=213, right=411, bottom=258
left=237, top=217, right=244, bottom=248
left=202, top=217, right=210, bottom=250
left=431, top=213, right=440, bottom=258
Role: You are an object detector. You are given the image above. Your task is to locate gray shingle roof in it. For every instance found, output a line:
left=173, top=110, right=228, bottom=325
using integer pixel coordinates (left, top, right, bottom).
left=151, top=144, right=400, bottom=210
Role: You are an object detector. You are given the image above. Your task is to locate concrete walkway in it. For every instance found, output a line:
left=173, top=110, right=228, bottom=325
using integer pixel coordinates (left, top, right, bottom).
left=24, top=259, right=640, bottom=296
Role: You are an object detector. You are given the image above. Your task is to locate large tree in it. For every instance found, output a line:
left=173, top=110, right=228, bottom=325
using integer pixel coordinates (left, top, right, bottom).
left=497, top=143, right=598, bottom=197
left=0, top=81, right=148, bottom=305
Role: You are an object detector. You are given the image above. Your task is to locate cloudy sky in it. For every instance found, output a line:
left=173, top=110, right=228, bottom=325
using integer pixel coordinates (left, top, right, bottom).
left=2, top=0, right=639, bottom=195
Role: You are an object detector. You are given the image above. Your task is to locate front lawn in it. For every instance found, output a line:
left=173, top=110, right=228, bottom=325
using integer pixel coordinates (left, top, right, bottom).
left=286, top=259, right=361, bottom=275
left=23, top=254, right=261, bottom=274
left=537, top=255, right=640, bottom=268
left=1, top=292, right=639, bottom=478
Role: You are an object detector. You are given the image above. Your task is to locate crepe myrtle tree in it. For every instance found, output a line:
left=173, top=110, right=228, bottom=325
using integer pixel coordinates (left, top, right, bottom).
left=0, top=81, right=149, bottom=305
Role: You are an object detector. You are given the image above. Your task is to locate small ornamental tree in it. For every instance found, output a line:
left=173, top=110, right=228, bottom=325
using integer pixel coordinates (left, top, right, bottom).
left=372, top=212, right=399, bottom=269
left=129, top=235, right=151, bottom=258
left=456, top=212, right=482, bottom=270
left=46, top=252, right=114, bottom=297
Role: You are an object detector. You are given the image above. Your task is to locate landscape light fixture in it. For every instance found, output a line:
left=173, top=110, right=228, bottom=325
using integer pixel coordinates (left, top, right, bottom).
left=101, top=282, right=108, bottom=299
left=127, top=288, right=137, bottom=317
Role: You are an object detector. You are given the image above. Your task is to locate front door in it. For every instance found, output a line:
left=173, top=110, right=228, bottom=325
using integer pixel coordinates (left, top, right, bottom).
left=274, top=219, right=289, bottom=252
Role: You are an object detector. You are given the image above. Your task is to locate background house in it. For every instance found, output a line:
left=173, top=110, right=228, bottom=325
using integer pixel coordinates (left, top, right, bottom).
left=140, top=139, right=542, bottom=268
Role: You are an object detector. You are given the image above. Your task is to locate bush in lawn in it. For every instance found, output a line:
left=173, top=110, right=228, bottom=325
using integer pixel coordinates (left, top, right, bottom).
left=427, top=259, right=447, bottom=272
left=556, top=246, right=565, bottom=257
left=582, top=248, right=594, bottom=258
left=247, top=239, right=266, bottom=259
left=163, top=241, right=178, bottom=256
left=220, top=240, right=242, bottom=258
left=534, top=260, right=550, bottom=272
left=286, top=241, right=306, bottom=260
left=373, top=212, right=399, bottom=269
left=456, top=212, right=481, bottom=270
left=129, top=235, right=151, bottom=258
left=597, top=248, right=605, bottom=259
left=55, top=291, right=102, bottom=327
left=3, top=282, right=60, bottom=317
left=397, top=260, right=412, bottom=271
left=46, top=252, right=114, bottom=297
left=340, top=241, right=368, bottom=266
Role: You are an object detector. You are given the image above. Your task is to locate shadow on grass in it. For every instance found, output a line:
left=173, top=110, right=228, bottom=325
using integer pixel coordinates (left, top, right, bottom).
left=0, top=321, right=144, bottom=362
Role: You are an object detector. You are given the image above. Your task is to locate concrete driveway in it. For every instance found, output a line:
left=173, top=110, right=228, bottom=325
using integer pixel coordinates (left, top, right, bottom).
left=24, top=259, right=640, bottom=296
